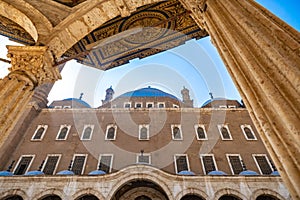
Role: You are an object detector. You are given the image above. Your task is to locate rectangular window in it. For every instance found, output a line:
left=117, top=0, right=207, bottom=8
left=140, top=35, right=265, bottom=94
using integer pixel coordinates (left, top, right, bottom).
left=217, top=124, right=232, bottom=140
left=105, top=124, right=117, bottom=140
left=253, top=154, right=273, bottom=175
left=54, top=106, right=62, bottom=109
left=200, top=154, right=217, bottom=174
left=158, top=102, right=165, bottom=108
left=63, top=105, right=71, bottom=109
left=219, top=105, right=227, bottom=108
left=174, top=154, right=189, bottom=173
left=98, top=154, right=113, bottom=173
left=228, top=105, right=236, bottom=108
left=14, top=155, right=35, bottom=175
left=139, top=124, right=149, bottom=140
left=227, top=154, right=243, bottom=175
left=56, top=125, right=71, bottom=140
left=31, top=125, right=48, bottom=141
left=146, top=102, right=154, bottom=108
left=171, top=125, right=183, bottom=140
left=135, top=102, right=142, bottom=108
left=137, top=154, right=151, bottom=164
left=42, top=155, right=61, bottom=175
left=194, top=124, right=207, bottom=140
left=81, top=125, right=94, bottom=140
left=241, top=125, right=257, bottom=140
left=71, top=154, right=87, bottom=175
left=124, top=102, right=131, bottom=108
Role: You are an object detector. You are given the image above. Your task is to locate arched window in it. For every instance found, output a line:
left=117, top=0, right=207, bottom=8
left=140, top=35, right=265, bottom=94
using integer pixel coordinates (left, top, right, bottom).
left=81, top=126, right=93, bottom=140
left=33, top=127, right=44, bottom=139
left=106, top=126, right=116, bottom=140
left=172, top=125, right=182, bottom=140
left=56, top=125, right=70, bottom=140
left=32, top=125, right=48, bottom=140
left=140, top=127, right=148, bottom=140
left=218, top=125, right=232, bottom=140
left=219, top=195, right=242, bottom=200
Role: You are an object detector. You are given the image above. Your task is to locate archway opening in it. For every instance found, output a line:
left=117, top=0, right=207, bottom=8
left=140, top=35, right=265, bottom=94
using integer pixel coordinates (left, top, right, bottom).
left=39, top=195, right=62, bottom=200
left=3, top=196, right=23, bottom=200
left=256, top=195, right=280, bottom=200
left=181, top=194, right=205, bottom=200
left=219, top=195, right=242, bottom=200
left=76, top=195, right=99, bottom=200
left=111, top=179, right=169, bottom=200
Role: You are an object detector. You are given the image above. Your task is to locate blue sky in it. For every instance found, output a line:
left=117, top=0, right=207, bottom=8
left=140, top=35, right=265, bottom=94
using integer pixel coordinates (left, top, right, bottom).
left=0, top=1, right=299, bottom=107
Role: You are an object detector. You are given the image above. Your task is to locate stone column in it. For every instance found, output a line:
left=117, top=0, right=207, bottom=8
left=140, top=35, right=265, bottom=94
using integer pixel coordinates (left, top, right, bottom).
left=180, top=0, right=300, bottom=199
left=0, top=46, right=60, bottom=147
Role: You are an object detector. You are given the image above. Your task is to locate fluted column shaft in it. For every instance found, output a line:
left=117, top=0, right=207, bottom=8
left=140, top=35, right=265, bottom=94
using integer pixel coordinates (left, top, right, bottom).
left=181, top=0, right=300, bottom=198
left=0, top=46, right=60, bottom=147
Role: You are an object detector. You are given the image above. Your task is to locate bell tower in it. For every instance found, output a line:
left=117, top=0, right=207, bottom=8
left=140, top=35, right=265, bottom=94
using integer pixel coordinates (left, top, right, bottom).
left=181, top=87, right=193, bottom=108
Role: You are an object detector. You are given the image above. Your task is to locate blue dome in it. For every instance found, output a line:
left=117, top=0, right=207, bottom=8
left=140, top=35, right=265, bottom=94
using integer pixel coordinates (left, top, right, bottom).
left=88, top=170, right=106, bottom=175
left=24, top=170, right=44, bottom=176
left=178, top=170, right=195, bottom=176
left=118, top=87, right=179, bottom=100
left=0, top=171, right=13, bottom=176
left=208, top=170, right=227, bottom=175
left=56, top=170, right=75, bottom=175
left=63, top=98, right=91, bottom=108
left=239, top=170, right=259, bottom=176
left=271, top=171, right=280, bottom=176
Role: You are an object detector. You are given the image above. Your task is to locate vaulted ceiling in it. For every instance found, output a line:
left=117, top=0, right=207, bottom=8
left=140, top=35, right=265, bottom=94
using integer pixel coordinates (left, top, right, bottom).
left=0, top=0, right=208, bottom=70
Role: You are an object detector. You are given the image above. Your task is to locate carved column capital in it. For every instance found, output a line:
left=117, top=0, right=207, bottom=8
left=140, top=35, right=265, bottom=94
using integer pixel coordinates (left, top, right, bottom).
left=6, top=46, right=61, bottom=88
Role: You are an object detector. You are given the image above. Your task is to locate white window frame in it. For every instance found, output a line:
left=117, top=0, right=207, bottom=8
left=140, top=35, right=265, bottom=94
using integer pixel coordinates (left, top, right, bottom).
left=13, top=154, right=35, bottom=175
left=42, top=154, right=61, bottom=175
left=124, top=102, right=131, bottom=108
left=72, top=154, right=88, bottom=175
left=136, top=153, right=151, bottom=164
left=105, top=124, right=117, bottom=140
left=139, top=124, right=150, bottom=140
left=56, top=125, right=71, bottom=140
left=63, top=105, right=71, bottom=109
left=171, top=124, right=183, bottom=140
left=194, top=124, right=208, bottom=140
left=217, top=124, right=233, bottom=140
left=31, top=125, right=48, bottom=141
left=200, top=154, right=218, bottom=174
left=135, top=102, right=143, bottom=108
left=81, top=124, right=94, bottom=140
left=146, top=102, right=154, bottom=108
left=252, top=154, right=273, bottom=175
left=54, top=106, right=62, bottom=109
left=241, top=124, right=257, bottom=140
left=228, top=105, right=236, bottom=108
left=98, top=154, right=114, bottom=173
left=226, top=154, right=242, bottom=175
left=174, top=154, right=190, bottom=174
left=173, top=104, right=179, bottom=108
left=219, top=105, right=227, bottom=108
left=157, top=102, right=165, bottom=108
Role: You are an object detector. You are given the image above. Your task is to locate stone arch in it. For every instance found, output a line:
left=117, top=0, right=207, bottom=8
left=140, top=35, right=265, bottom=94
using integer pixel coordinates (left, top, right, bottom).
left=214, top=188, right=248, bottom=200
left=73, top=188, right=105, bottom=200
left=251, top=188, right=288, bottom=200
left=0, top=1, right=38, bottom=42
left=175, top=188, right=208, bottom=200
left=107, top=172, right=172, bottom=200
left=0, top=189, right=27, bottom=200
left=32, top=188, right=64, bottom=200
left=118, top=186, right=168, bottom=200
left=46, top=0, right=166, bottom=57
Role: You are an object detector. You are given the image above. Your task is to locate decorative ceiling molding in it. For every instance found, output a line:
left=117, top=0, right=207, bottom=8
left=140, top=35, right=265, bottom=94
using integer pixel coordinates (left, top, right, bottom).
left=64, top=0, right=208, bottom=70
